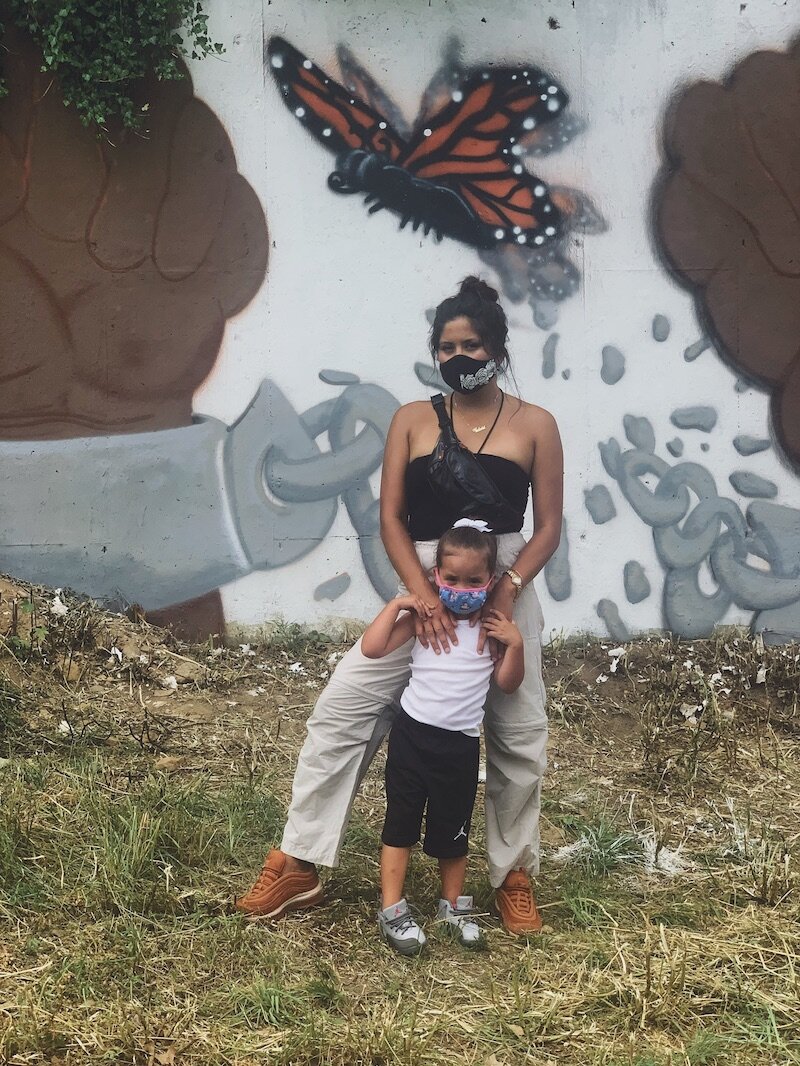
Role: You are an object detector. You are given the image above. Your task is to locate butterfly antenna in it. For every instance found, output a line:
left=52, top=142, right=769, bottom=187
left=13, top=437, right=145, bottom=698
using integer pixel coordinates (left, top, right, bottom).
left=399, top=215, right=411, bottom=230
left=368, top=202, right=384, bottom=215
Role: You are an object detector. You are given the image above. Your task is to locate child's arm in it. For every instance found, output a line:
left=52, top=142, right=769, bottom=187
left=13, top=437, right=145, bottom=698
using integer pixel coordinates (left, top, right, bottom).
left=482, top=610, right=525, bottom=693
left=361, top=596, right=431, bottom=658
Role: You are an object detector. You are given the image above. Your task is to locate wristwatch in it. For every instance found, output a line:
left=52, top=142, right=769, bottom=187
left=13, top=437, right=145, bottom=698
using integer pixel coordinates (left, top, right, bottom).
left=503, top=568, right=524, bottom=601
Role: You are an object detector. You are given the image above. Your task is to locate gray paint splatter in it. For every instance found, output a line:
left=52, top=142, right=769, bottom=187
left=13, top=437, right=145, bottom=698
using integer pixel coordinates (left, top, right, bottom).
left=601, top=345, right=625, bottom=385
left=734, top=376, right=750, bottom=394
left=414, top=361, right=449, bottom=391
left=599, top=438, right=622, bottom=479
left=623, top=561, right=651, bottom=604
left=701, top=442, right=710, bottom=453
left=623, top=415, right=655, bottom=453
left=729, top=471, right=778, bottom=499
left=314, top=573, right=351, bottom=601
left=666, top=438, right=684, bottom=458
left=596, top=599, right=631, bottom=641
left=544, top=517, right=571, bottom=601
left=561, top=369, right=571, bottom=380
left=683, top=337, right=710, bottom=362
left=652, top=315, right=670, bottom=342
left=670, top=406, right=717, bottom=432
left=532, top=299, right=558, bottom=330
left=319, top=370, right=361, bottom=386
left=542, top=333, right=558, bottom=379
left=734, top=435, right=771, bottom=456
left=584, top=485, right=616, bottom=524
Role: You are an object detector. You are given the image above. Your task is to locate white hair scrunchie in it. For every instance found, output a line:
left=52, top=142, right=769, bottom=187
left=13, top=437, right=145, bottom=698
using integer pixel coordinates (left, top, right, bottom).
left=452, top=518, right=493, bottom=533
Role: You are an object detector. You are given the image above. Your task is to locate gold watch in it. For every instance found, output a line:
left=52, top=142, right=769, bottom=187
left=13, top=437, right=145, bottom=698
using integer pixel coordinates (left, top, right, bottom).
left=504, top=568, right=524, bottom=601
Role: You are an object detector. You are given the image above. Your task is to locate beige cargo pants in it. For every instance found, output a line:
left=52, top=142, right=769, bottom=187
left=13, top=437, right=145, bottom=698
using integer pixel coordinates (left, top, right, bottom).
left=281, top=532, right=548, bottom=888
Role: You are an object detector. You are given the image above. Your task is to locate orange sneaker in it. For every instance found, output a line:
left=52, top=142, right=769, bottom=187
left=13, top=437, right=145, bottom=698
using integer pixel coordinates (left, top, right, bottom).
left=495, top=869, right=542, bottom=934
left=235, top=849, right=324, bottom=919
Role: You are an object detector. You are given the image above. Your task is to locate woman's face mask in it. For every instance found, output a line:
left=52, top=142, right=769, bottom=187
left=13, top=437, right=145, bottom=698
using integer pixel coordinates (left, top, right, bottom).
left=439, top=355, right=497, bottom=394
left=434, top=569, right=492, bottom=616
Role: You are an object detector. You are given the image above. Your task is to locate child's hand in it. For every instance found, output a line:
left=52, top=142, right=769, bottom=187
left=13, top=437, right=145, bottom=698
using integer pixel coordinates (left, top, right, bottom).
left=481, top=610, right=522, bottom=649
left=395, top=594, right=433, bottom=619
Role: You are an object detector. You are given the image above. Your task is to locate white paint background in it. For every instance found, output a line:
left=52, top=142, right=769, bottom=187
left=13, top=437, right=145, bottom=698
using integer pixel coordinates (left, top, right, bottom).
left=187, top=0, right=800, bottom=636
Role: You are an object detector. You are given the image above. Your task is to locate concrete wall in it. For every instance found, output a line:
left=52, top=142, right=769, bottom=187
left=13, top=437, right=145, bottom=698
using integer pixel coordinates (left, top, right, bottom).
left=1, top=0, right=799, bottom=642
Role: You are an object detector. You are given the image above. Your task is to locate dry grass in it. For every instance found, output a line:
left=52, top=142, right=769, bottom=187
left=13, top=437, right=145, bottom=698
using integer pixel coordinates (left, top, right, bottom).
left=1, top=581, right=800, bottom=1064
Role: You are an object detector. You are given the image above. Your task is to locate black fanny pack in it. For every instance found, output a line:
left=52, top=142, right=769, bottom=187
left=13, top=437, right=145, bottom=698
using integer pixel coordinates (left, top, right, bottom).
left=426, top=393, right=520, bottom=531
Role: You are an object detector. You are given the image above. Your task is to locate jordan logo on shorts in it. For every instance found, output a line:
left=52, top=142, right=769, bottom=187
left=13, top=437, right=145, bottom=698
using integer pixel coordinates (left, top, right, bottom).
left=454, top=822, right=468, bottom=841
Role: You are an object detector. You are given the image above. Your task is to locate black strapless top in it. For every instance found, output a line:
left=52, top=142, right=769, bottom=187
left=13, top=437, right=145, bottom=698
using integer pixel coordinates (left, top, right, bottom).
left=405, top=453, right=530, bottom=540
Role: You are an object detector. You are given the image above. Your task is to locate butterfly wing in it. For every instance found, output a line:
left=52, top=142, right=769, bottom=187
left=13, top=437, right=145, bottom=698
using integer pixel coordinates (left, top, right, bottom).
left=398, top=66, right=568, bottom=246
left=267, top=37, right=405, bottom=160
left=412, top=36, right=465, bottom=129
left=336, top=43, right=411, bottom=141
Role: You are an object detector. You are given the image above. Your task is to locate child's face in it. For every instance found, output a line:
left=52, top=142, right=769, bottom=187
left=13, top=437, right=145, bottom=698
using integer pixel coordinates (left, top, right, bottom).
left=437, top=547, right=492, bottom=590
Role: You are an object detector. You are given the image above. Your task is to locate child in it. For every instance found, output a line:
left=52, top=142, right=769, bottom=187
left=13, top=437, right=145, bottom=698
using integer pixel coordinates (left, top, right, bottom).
left=361, top=518, right=524, bottom=955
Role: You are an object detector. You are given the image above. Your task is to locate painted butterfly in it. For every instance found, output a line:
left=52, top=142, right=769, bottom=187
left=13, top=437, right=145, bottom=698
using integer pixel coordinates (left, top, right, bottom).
left=267, top=36, right=569, bottom=251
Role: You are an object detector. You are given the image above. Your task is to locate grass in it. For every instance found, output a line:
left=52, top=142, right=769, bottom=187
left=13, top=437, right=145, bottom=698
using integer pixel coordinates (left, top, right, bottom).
left=1, top=594, right=800, bottom=1063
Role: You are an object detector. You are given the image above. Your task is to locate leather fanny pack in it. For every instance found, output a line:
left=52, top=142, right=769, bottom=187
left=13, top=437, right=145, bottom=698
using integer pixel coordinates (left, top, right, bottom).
left=426, top=393, right=520, bottom=530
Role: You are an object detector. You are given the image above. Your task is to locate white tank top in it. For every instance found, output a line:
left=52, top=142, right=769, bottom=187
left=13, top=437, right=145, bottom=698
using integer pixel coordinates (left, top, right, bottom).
left=400, top=619, right=493, bottom=737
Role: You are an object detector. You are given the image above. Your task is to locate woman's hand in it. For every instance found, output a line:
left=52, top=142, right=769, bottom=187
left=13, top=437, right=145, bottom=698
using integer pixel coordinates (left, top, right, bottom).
left=477, top=576, right=516, bottom=656
left=414, top=594, right=458, bottom=654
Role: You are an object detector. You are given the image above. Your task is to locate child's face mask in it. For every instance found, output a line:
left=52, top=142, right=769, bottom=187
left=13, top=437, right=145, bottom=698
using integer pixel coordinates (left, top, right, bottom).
left=434, top=570, right=492, bottom=616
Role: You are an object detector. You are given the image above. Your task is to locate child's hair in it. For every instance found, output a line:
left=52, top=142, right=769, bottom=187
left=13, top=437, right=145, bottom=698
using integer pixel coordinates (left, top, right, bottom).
left=436, top=523, right=497, bottom=574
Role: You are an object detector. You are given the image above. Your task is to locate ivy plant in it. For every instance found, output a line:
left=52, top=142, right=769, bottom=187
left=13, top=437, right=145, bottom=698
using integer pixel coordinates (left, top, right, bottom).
left=0, top=0, right=224, bottom=129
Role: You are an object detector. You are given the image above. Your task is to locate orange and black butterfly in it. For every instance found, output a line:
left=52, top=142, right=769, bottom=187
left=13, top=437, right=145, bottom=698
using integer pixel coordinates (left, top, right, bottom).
left=267, top=36, right=569, bottom=250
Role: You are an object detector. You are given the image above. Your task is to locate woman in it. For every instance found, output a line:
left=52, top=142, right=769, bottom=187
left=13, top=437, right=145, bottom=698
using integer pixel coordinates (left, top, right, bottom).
left=237, top=277, right=564, bottom=933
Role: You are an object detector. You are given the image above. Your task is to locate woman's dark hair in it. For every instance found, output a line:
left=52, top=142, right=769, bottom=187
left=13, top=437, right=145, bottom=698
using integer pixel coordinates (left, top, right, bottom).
left=436, top=524, right=497, bottom=573
left=429, top=276, right=510, bottom=369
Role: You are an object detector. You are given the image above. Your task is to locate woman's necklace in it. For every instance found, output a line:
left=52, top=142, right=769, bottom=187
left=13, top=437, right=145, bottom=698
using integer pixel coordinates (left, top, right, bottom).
left=449, top=392, right=505, bottom=457
left=452, top=390, right=502, bottom=433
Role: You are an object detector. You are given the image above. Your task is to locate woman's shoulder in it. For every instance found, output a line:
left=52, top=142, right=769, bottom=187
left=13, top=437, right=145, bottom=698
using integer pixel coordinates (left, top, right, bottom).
left=506, top=395, right=559, bottom=433
left=392, top=399, right=436, bottom=426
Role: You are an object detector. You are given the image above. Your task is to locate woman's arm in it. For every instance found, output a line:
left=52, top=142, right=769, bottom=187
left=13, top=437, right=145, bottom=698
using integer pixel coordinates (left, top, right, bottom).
left=380, top=406, right=458, bottom=652
left=481, top=410, right=564, bottom=639
left=379, top=408, right=433, bottom=599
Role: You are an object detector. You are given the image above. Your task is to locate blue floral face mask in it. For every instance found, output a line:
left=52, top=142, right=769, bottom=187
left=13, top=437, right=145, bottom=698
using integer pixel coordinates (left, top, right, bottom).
left=434, top=570, right=492, bottom=616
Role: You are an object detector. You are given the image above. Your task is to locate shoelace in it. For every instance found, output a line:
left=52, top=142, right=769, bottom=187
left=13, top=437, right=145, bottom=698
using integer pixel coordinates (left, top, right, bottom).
left=386, top=911, right=419, bottom=934
left=502, top=886, right=534, bottom=913
left=249, top=863, right=279, bottom=894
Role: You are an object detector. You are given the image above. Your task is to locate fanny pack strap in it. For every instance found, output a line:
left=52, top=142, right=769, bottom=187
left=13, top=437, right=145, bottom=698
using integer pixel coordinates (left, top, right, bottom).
left=431, top=393, right=451, bottom=432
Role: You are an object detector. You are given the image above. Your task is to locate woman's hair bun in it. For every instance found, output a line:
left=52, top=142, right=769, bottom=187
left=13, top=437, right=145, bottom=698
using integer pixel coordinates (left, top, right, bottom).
left=458, top=275, right=499, bottom=304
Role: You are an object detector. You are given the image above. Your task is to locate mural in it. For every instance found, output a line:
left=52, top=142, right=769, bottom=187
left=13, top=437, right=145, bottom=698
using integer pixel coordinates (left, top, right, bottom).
left=1, top=5, right=798, bottom=645
left=599, top=415, right=800, bottom=645
left=1, top=376, right=398, bottom=614
left=268, top=34, right=604, bottom=330
left=0, top=22, right=268, bottom=635
left=655, top=41, right=800, bottom=474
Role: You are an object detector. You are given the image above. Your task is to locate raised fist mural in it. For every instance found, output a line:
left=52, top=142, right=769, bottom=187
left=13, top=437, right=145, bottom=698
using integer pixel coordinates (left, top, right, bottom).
left=0, top=24, right=267, bottom=439
left=656, top=42, right=800, bottom=473
left=0, top=23, right=269, bottom=635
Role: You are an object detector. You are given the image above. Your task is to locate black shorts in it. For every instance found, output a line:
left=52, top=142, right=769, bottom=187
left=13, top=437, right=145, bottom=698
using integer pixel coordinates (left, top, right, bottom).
left=382, top=710, right=480, bottom=859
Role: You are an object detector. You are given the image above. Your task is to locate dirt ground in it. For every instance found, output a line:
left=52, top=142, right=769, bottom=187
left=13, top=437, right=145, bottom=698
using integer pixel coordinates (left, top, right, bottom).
left=2, top=576, right=800, bottom=1064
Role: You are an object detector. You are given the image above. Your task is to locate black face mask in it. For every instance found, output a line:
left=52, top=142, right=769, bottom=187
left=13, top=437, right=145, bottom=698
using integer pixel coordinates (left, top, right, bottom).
left=439, top=355, right=498, bottom=394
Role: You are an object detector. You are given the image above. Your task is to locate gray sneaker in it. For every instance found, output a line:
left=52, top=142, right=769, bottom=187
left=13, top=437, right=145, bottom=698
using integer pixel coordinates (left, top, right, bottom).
left=378, top=899, right=427, bottom=956
left=437, top=896, right=486, bottom=950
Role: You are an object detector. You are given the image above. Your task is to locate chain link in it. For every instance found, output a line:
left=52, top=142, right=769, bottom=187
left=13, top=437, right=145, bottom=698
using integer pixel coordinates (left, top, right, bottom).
left=607, top=436, right=800, bottom=637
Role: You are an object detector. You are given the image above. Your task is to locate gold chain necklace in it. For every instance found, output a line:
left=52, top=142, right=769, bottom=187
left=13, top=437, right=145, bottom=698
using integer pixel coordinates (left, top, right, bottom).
left=452, top=391, right=501, bottom=433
